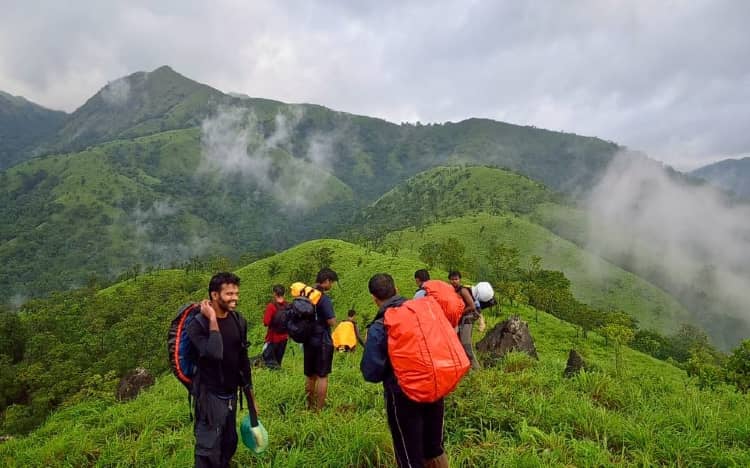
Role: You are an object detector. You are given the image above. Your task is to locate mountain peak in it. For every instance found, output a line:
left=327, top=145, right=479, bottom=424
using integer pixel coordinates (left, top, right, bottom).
left=53, top=66, right=226, bottom=151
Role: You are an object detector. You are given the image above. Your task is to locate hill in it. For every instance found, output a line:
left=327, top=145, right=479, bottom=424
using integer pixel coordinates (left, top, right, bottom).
left=350, top=166, right=691, bottom=334
left=691, top=157, right=750, bottom=199
left=0, top=129, right=354, bottom=296
left=2, top=239, right=749, bottom=466
left=51, top=66, right=226, bottom=152
left=0, top=91, right=66, bottom=170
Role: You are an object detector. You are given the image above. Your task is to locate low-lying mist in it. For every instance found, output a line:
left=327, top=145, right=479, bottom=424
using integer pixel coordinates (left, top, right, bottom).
left=584, top=152, right=750, bottom=349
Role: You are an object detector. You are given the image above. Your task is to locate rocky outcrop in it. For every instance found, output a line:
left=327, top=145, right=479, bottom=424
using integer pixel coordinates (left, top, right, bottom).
left=476, top=316, right=538, bottom=359
left=564, top=349, right=587, bottom=378
left=116, top=367, right=155, bottom=401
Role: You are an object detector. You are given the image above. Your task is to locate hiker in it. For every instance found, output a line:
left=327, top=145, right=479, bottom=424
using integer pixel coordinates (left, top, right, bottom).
left=361, top=273, right=450, bottom=468
left=413, top=269, right=430, bottom=298
left=262, top=284, right=288, bottom=369
left=303, top=268, right=338, bottom=410
left=186, top=272, right=257, bottom=468
left=449, top=270, right=485, bottom=370
left=332, top=309, right=365, bottom=351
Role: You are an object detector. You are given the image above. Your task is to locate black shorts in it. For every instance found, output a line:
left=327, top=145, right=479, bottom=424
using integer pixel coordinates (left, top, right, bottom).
left=303, top=340, right=334, bottom=377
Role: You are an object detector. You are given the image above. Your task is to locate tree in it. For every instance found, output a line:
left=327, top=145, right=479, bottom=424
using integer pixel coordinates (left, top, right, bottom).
left=725, top=340, right=750, bottom=393
left=599, top=324, right=634, bottom=376
left=419, top=242, right=441, bottom=269
left=313, top=247, right=335, bottom=270
left=438, top=237, right=465, bottom=271
left=488, top=242, right=520, bottom=283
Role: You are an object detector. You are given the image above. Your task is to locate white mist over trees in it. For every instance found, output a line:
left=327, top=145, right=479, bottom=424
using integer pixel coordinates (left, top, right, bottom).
left=199, top=106, right=342, bottom=209
left=585, top=153, right=750, bottom=348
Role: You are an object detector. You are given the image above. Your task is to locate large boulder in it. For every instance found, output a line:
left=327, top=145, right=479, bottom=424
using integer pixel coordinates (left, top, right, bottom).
left=116, top=367, right=155, bottom=401
left=476, top=316, right=538, bottom=359
left=564, top=349, right=587, bottom=378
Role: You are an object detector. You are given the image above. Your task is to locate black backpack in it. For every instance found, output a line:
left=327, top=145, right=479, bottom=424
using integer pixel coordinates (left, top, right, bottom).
left=269, top=302, right=289, bottom=334
left=282, top=296, right=318, bottom=343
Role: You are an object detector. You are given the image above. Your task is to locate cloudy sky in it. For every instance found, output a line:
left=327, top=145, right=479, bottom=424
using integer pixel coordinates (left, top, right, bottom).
left=1, top=0, right=748, bottom=169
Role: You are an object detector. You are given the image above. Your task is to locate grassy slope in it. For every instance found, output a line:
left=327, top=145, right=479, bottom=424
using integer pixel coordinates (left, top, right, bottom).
left=386, top=213, right=689, bottom=333
left=359, top=166, right=690, bottom=333
left=3, top=239, right=749, bottom=467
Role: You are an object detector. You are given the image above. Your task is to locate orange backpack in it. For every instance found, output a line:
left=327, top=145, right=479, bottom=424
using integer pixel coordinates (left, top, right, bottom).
left=421, top=280, right=465, bottom=327
left=383, top=296, right=470, bottom=403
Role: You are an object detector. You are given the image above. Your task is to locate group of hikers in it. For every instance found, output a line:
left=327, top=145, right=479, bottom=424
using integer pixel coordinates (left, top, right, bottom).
left=184, top=267, right=490, bottom=467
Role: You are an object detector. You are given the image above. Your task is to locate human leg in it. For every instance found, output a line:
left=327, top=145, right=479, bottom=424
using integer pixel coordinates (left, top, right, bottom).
left=275, top=339, right=288, bottom=366
left=194, top=392, right=232, bottom=468
left=385, top=388, right=424, bottom=467
left=422, top=398, right=446, bottom=462
left=458, top=318, right=481, bottom=369
left=262, top=342, right=280, bottom=368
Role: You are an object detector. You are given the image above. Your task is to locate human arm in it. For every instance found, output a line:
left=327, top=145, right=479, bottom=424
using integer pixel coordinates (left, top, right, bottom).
left=353, top=321, right=365, bottom=347
left=459, top=288, right=476, bottom=312
left=360, top=320, right=387, bottom=382
left=318, top=295, right=337, bottom=328
left=186, top=302, right=223, bottom=360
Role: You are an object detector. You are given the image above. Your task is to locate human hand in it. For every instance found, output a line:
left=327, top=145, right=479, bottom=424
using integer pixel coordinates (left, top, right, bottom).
left=199, top=299, right=217, bottom=320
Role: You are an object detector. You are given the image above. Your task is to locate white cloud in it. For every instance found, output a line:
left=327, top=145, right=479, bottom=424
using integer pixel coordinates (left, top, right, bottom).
left=0, top=0, right=748, bottom=167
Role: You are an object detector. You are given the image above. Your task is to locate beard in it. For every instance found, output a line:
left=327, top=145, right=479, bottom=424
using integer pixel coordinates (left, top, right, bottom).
left=215, top=297, right=237, bottom=313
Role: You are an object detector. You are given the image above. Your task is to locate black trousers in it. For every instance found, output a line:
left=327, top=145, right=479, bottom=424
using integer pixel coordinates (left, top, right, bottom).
left=384, top=388, right=445, bottom=468
left=262, top=339, right=288, bottom=367
left=194, top=391, right=237, bottom=468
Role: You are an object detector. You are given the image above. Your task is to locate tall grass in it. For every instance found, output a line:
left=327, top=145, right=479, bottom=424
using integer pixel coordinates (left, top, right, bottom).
left=3, top=304, right=749, bottom=467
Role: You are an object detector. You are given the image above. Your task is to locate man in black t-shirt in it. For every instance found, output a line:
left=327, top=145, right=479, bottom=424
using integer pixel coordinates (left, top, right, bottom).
left=303, top=268, right=338, bottom=411
left=187, top=272, right=257, bottom=468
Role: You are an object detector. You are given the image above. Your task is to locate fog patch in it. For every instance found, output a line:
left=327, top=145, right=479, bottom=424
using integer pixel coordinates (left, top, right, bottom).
left=584, top=152, right=750, bottom=347
left=101, top=77, right=131, bottom=106
left=199, top=106, right=339, bottom=209
left=130, top=200, right=212, bottom=266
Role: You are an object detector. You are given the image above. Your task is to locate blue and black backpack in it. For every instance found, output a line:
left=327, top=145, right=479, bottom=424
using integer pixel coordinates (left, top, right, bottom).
left=168, top=303, right=202, bottom=391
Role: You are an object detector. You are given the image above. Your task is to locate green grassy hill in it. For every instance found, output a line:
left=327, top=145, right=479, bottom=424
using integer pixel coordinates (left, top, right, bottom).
left=351, top=166, right=690, bottom=334
left=385, top=213, right=689, bottom=334
left=2, top=239, right=749, bottom=466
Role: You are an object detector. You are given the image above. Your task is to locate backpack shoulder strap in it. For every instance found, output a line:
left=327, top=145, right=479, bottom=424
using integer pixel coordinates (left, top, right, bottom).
left=231, top=311, right=249, bottom=349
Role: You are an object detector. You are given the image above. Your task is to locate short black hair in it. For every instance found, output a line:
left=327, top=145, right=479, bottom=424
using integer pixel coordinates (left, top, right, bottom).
left=347, top=309, right=356, bottom=318
left=414, top=269, right=430, bottom=282
left=448, top=270, right=462, bottom=280
left=368, top=273, right=396, bottom=301
left=316, top=267, right=339, bottom=284
left=272, top=284, right=285, bottom=296
left=208, top=272, right=240, bottom=297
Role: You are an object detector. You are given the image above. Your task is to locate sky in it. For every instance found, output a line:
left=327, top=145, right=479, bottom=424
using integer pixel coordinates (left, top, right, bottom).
left=1, top=0, right=748, bottom=170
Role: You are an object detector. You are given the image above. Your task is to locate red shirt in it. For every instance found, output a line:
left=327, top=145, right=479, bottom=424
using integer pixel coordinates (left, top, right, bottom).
left=264, top=300, right=288, bottom=343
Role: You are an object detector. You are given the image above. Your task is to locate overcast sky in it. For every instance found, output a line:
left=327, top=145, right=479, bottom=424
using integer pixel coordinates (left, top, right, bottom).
left=1, top=0, right=748, bottom=169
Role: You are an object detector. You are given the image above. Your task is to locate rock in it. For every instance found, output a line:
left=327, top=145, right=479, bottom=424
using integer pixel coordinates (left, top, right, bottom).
left=564, top=349, right=587, bottom=378
left=116, top=367, right=155, bottom=401
left=476, top=315, right=538, bottom=359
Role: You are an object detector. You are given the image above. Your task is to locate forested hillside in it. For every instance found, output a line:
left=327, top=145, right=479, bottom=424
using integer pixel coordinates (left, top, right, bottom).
left=1, top=66, right=627, bottom=300
left=0, top=91, right=66, bottom=170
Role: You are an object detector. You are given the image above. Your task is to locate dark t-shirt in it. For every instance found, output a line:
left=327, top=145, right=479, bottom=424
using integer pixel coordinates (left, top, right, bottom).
left=216, top=315, right=242, bottom=392
left=309, top=291, right=335, bottom=347
left=187, top=312, right=248, bottom=395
